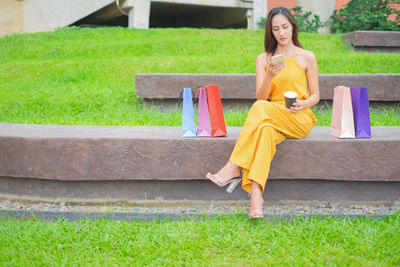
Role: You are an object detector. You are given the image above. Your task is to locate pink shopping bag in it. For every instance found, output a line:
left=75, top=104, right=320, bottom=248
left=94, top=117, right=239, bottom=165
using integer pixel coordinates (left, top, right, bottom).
left=196, top=87, right=211, bottom=137
left=331, top=86, right=355, bottom=138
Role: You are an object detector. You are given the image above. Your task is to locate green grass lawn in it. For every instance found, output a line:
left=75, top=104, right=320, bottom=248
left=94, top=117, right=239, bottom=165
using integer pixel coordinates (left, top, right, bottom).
left=1, top=27, right=399, bottom=265
left=0, top=27, right=399, bottom=126
left=1, top=212, right=399, bottom=266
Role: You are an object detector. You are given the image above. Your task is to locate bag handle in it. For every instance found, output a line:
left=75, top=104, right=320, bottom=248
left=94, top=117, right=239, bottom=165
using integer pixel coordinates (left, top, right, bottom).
left=195, top=86, right=208, bottom=104
left=178, top=88, right=197, bottom=106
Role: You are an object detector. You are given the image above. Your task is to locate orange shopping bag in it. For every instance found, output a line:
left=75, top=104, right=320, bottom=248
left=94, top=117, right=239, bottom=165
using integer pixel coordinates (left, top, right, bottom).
left=331, top=86, right=355, bottom=138
left=204, top=85, right=227, bottom=137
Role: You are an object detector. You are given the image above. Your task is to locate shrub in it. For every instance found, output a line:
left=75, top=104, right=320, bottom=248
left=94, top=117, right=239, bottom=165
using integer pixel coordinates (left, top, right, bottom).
left=291, top=6, right=326, bottom=33
left=330, top=0, right=400, bottom=33
left=257, top=6, right=326, bottom=33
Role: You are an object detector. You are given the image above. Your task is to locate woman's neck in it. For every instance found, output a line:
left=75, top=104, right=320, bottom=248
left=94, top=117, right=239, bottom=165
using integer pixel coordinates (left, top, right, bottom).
left=275, top=43, right=298, bottom=57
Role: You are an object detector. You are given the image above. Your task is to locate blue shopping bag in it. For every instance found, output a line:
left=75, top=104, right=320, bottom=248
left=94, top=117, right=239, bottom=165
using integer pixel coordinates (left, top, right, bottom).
left=350, top=87, right=371, bottom=138
left=181, top=87, right=197, bottom=137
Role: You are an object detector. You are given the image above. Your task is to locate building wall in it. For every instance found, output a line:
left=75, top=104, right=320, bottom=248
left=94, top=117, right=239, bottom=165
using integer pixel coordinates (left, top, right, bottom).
left=335, top=0, right=348, bottom=9
left=267, top=0, right=297, bottom=13
left=266, top=0, right=351, bottom=13
left=1, top=0, right=398, bottom=37
left=0, top=0, right=24, bottom=36
left=298, top=0, right=336, bottom=33
left=390, top=3, right=400, bottom=20
left=23, top=0, right=115, bottom=32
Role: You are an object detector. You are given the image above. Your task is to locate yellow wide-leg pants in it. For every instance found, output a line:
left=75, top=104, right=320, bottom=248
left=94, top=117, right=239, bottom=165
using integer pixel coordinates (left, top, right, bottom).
left=229, top=100, right=317, bottom=193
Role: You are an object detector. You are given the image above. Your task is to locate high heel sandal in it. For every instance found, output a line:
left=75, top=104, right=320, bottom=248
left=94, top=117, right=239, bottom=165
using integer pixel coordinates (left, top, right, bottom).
left=248, top=208, right=263, bottom=219
left=205, top=173, right=242, bottom=193
left=248, top=192, right=264, bottom=219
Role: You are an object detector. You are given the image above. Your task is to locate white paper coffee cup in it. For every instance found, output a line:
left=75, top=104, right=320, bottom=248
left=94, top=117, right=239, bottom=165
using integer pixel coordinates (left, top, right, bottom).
left=284, top=91, right=298, bottom=109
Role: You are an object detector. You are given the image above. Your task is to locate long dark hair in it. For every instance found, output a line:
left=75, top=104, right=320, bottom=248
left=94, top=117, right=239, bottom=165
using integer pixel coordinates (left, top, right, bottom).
left=264, top=7, right=303, bottom=55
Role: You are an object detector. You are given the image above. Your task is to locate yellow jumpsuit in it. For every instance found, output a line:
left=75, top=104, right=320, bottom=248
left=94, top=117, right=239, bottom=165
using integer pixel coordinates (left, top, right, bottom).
left=229, top=49, right=317, bottom=193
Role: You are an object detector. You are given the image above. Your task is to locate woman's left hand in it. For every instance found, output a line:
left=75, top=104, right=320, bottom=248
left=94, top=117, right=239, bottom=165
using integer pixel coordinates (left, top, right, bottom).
left=290, top=100, right=308, bottom=114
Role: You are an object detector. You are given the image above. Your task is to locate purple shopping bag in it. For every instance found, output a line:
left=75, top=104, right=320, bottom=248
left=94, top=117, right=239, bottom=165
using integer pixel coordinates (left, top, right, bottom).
left=351, top=87, right=371, bottom=138
left=196, top=87, right=211, bottom=137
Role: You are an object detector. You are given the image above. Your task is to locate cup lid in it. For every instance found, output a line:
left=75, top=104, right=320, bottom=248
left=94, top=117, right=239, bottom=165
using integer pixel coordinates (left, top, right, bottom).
left=284, top=91, right=298, bottom=98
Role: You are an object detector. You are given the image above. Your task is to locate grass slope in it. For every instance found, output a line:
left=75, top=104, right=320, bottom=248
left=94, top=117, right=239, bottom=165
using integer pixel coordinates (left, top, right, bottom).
left=0, top=27, right=399, bottom=126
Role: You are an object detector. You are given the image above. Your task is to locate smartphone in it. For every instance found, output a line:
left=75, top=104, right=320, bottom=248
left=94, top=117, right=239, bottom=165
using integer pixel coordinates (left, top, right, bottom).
left=271, top=55, right=283, bottom=64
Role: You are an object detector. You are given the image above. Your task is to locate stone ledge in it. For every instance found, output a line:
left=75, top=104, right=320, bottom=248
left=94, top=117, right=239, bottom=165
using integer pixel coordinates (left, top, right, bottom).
left=0, top=123, right=399, bottom=182
left=2, top=177, right=400, bottom=203
left=341, top=31, right=400, bottom=53
left=135, top=74, right=400, bottom=108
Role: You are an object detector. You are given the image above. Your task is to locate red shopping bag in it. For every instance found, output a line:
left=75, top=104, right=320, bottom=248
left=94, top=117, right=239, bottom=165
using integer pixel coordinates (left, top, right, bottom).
left=203, top=85, right=227, bottom=137
left=330, top=86, right=355, bottom=138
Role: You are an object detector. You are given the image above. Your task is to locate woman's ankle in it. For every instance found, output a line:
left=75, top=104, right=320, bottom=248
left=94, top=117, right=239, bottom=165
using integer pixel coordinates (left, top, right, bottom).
left=250, top=195, right=264, bottom=211
left=250, top=181, right=264, bottom=207
left=251, top=181, right=262, bottom=194
left=226, top=161, right=240, bottom=172
left=217, top=161, right=241, bottom=177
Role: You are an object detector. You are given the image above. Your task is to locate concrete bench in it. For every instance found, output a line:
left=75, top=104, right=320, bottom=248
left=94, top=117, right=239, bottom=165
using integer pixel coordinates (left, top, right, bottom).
left=1, top=123, right=399, bottom=203
left=135, top=73, right=400, bottom=109
left=341, top=31, right=400, bottom=53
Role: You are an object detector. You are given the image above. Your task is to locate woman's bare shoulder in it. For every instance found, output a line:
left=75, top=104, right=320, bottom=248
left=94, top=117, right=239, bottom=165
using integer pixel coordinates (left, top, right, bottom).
left=257, top=52, right=267, bottom=59
left=299, top=49, right=317, bottom=62
left=257, top=52, right=269, bottom=64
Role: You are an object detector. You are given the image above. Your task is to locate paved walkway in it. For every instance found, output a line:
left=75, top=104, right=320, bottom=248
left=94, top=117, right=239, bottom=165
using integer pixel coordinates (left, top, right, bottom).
left=1, top=199, right=399, bottom=221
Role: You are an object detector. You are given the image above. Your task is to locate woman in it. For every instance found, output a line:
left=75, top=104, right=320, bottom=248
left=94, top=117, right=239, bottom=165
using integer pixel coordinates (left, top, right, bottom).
left=206, top=6, right=320, bottom=219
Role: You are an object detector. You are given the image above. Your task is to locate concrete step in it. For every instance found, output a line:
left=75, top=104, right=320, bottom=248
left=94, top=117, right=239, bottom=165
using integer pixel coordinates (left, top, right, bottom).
left=341, top=31, right=400, bottom=53
left=135, top=73, right=400, bottom=109
left=0, top=123, right=399, bottom=203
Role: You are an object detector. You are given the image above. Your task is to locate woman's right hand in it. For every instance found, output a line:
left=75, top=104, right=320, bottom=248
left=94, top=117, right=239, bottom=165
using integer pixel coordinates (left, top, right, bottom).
left=256, top=52, right=284, bottom=100
left=267, top=61, right=286, bottom=78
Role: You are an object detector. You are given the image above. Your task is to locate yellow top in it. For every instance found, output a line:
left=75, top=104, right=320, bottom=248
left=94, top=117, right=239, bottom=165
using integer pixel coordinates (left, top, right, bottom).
left=268, top=49, right=309, bottom=103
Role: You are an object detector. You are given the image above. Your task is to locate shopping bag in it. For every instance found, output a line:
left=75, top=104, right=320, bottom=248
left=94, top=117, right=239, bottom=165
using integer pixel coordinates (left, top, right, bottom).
left=330, top=86, right=355, bottom=138
left=196, top=87, right=211, bottom=137
left=204, top=85, right=227, bottom=137
left=351, top=87, right=371, bottom=138
left=181, top=87, right=197, bottom=137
